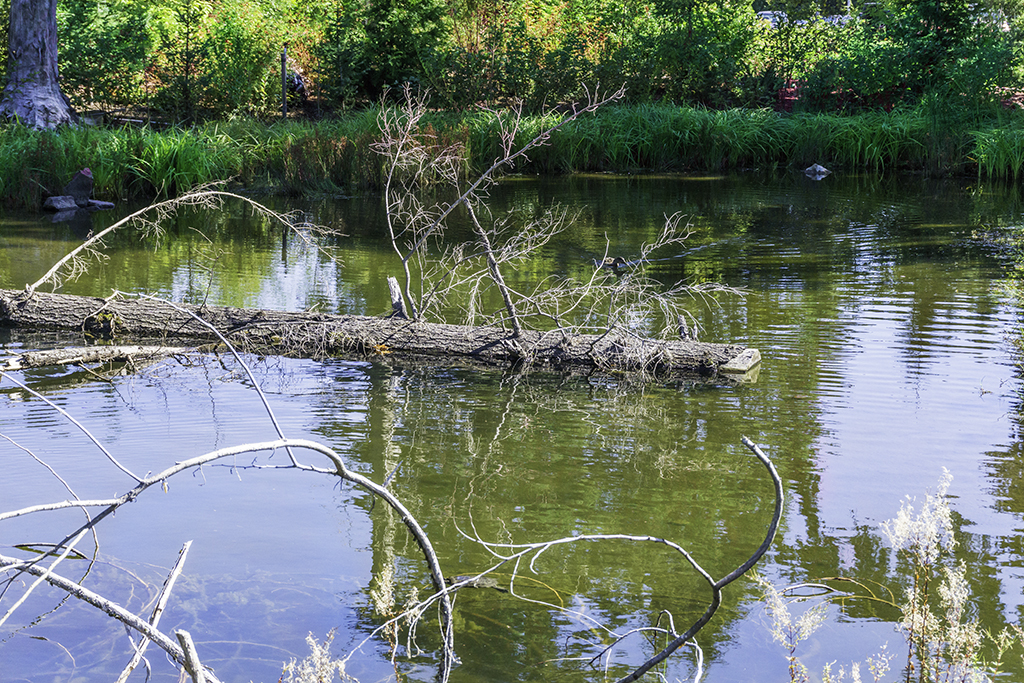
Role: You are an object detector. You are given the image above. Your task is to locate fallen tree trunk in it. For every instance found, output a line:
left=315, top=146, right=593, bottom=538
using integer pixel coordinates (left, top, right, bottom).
left=0, top=289, right=760, bottom=379
left=0, top=344, right=189, bottom=371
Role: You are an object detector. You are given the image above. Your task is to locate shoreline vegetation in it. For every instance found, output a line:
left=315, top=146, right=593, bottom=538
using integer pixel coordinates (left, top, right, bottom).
left=4, top=102, right=1024, bottom=211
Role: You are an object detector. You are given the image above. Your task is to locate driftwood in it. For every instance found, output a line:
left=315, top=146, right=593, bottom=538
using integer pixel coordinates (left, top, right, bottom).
left=0, top=344, right=188, bottom=371
left=0, top=289, right=760, bottom=379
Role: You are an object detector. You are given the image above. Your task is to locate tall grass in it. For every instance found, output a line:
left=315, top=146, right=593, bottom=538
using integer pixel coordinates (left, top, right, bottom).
left=975, top=127, right=1024, bottom=181
left=3, top=103, right=1024, bottom=210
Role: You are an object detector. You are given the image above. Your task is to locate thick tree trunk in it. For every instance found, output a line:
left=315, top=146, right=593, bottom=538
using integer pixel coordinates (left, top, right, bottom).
left=0, top=289, right=761, bottom=379
left=1, top=0, right=76, bottom=128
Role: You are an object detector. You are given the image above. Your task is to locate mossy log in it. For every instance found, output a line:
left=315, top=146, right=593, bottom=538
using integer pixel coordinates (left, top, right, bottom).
left=0, top=289, right=760, bottom=379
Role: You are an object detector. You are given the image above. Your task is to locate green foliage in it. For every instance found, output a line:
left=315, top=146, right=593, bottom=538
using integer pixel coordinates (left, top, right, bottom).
left=151, top=0, right=213, bottom=122
left=362, top=0, right=448, bottom=95
left=56, top=0, right=154, bottom=110
left=975, top=125, right=1024, bottom=180
left=7, top=0, right=1019, bottom=116
left=6, top=103, right=1024, bottom=209
left=648, top=0, right=762, bottom=106
left=315, top=3, right=370, bottom=105
left=801, top=0, right=1019, bottom=113
left=204, top=0, right=276, bottom=115
left=0, top=0, right=9, bottom=81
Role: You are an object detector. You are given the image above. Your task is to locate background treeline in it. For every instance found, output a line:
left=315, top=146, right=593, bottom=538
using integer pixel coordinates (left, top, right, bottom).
left=1, top=0, right=1023, bottom=121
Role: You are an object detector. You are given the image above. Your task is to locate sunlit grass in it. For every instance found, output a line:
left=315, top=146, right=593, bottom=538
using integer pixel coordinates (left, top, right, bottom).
left=3, top=103, right=1024, bottom=210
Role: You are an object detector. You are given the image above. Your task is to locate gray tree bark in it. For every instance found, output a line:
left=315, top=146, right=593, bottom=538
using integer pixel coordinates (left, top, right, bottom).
left=1, top=0, right=76, bottom=128
left=0, top=289, right=761, bottom=380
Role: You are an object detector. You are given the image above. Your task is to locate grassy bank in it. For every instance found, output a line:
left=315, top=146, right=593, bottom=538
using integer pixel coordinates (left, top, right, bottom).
left=4, top=104, right=1024, bottom=210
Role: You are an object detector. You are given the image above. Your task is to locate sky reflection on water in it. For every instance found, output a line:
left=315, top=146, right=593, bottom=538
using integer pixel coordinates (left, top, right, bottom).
left=0, top=172, right=1022, bottom=682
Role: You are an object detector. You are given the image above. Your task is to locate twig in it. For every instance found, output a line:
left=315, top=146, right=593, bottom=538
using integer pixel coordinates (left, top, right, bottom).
left=176, top=630, right=207, bottom=683
left=126, top=292, right=300, bottom=467
left=614, top=436, right=783, bottom=683
left=0, top=371, right=142, bottom=483
left=116, top=541, right=193, bottom=683
left=445, top=436, right=782, bottom=681
left=0, top=437, right=455, bottom=682
left=0, top=528, right=88, bottom=628
left=0, top=550, right=219, bottom=681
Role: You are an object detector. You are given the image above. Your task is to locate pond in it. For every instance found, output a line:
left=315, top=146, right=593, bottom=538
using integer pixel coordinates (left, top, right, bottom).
left=0, top=172, right=1021, bottom=683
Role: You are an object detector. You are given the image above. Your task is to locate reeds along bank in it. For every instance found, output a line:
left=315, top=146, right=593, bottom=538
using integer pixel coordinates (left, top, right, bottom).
left=3, top=105, right=1024, bottom=209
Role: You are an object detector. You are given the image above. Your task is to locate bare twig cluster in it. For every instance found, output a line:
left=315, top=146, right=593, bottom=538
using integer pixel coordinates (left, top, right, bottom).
left=372, top=86, right=744, bottom=376
left=374, top=85, right=628, bottom=338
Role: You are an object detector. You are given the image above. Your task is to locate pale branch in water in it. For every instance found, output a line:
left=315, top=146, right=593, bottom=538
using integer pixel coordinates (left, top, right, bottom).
left=0, top=431, right=457, bottom=682
left=432, top=435, right=782, bottom=683
left=3, top=342, right=778, bottom=682
left=2, top=334, right=458, bottom=680
left=0, top=549, right=222, bottom=682
left=25, top=188, right=339, bottom=296
left=0, top=344, right=189, bottom=372
left=115, top=540, right=193, bottom=683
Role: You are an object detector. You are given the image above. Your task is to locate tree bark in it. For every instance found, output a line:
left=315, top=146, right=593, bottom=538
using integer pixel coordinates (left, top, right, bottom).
left=1, top=0, right=77, bottom=128
left=0, top=289, right=761, bottom=379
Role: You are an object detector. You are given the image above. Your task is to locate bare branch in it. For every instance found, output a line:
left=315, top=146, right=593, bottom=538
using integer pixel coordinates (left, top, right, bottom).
left=614, top=436, right=783, bottom=683
left=0, top=550, right=220, bottom=682
left=116, top=541, right=192, bottom=683
left=25, top=188, right=339, bottom=296
left=0, top=436, right=457, bottom=682
left=0, top=371, right=142, bottom=482
left=441, top=436, right=782, bottom=681
left=0, top=528, right=88, bottom=628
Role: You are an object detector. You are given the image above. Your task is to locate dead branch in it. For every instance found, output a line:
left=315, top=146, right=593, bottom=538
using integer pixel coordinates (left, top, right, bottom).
left=115, top=541, right=192, bottom=683
left=0, top=344, right=189, bottom=371
left=0, top=548, right=222, bottom=682
left=432, top=435, right=782, bottom=682
left=375, top=86, right=626, bottom=326
left=615, top=436, right=783, bottom=683
left=0, top=434, right=457, bottom=682
left=25, top=188, right=339, bottom=296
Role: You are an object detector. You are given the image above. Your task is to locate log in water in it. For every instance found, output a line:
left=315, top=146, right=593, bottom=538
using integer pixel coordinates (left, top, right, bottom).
left=0, top=289, right=760, bottom=379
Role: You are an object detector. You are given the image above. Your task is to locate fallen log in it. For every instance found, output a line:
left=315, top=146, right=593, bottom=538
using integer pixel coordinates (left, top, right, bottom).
left=0, top=289, right=761, bottom=380
left=0, top=344, right=188, bottom=372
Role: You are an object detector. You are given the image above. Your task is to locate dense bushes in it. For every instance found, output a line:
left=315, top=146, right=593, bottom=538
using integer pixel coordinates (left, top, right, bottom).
left=0, top=0, right=1009, bottom=122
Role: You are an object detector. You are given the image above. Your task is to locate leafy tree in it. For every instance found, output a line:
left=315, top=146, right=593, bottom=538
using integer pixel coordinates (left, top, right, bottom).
left=649, top=0, right=761, bottom=106
left=204, top=0, right=276, bottom=115
left=362, top=0, right=448, bottom=95
left=315, top=2, right=370, bottom=105
left=57, top=0, right=154, bottom=111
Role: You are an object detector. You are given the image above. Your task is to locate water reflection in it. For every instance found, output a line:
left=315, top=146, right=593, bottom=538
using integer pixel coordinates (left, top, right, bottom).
left=0, top=172, right=1021, bottom=682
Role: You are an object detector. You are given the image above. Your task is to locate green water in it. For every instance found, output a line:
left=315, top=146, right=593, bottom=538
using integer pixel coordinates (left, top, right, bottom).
left=0, top=173, right=1020, bottom=682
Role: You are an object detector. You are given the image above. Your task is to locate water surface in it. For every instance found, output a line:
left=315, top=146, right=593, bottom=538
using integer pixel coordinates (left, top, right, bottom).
left=0, top=173, right=1020, bottom=682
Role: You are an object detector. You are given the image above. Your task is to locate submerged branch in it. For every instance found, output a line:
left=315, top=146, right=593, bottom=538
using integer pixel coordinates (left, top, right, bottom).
left=614, top=436, right=783, bottom=683
left=0, top=436, right=456, bottom=682
left=441, top=436, right=782, bottom=682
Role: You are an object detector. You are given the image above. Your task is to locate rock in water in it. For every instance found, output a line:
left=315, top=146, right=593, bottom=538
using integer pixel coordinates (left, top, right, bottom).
left=63, top=168, right=94, bottom=207
left=42, top=195, right=78, bottom=211
left=804, top=163, right=831, bottom=180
